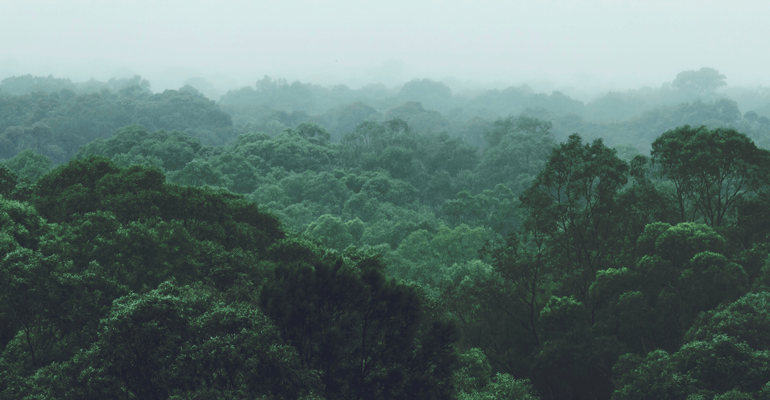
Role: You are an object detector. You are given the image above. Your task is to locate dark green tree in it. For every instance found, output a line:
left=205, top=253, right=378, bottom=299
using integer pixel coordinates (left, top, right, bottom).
left=0, top=251, right=124, bottom=394
left=0, top=164, right=18, bottom=197
left=18, top=281, right=322, bottom=400
left=651, top=125, right=770, bottom=227
left=612, top=291, right=770, bottom=400
left=260, top=257, right=459, bottom=400
left=591, top=222, right=749, bottom=355
left=519, top=134, right=629, bottom=303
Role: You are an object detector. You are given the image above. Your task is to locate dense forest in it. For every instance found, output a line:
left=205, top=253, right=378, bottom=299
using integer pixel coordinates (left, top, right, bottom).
left=2, top=68, right=770, bottom=400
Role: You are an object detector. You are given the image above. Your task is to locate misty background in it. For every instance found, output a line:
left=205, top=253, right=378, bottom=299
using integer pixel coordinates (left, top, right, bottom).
left=5, top=2, right=770, bottom=399
left=2, top=0, right=769, bottom=100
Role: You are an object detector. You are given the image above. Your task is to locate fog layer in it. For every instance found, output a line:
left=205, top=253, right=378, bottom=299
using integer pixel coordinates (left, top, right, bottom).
left=2, top=0, right=768, bottom=97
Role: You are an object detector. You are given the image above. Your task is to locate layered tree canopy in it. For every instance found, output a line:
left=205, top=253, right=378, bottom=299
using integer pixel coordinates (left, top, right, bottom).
left=2, top=71, right=770, bottom=400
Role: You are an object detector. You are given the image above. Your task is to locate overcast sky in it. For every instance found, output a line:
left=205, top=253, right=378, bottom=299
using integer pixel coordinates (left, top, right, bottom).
left=1, top=0, right=768, bottom=98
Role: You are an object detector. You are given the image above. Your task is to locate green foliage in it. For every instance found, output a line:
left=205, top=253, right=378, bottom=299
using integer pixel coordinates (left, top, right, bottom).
left=358, top=203, right=439, bottom=250
left=442, top=184, right=520, bottom=235
left=20, top=281, right=321, bottom=400
left=286, top=122, right=332, bottom=145
left=0, top=122, right=63, bottom=163
left=238, top=126, right=335, bottom=172
left=606, top=98, right=743, bottom=148
left=0, top=196, right=49, bottom=251
left=77, top=124, right=203, bottom=171
left=0, top=250, right=125, bottom=393
left=0, top=164, right=18, bottom=197
left=33, top=155, right=121, bottom=221
left=280, top=170, right=351, bottom=212
left=346, top=217, right=366, bottom=244
left=33, top=157, right=283, bottom=251
left=483, top=115, right=552, bottom=148
left=340, top=119, right=415, bottom=167
left=431, top=224, right=491, bottom=268
left=210, top=151, right=256, bottom=193
left=732, top=191, right=770, bottom=249
left=520, top=134, right=629, bottom=303
left=476, top=116, right=555, bottom=192
left=602, top=222, right=748, bottom=354
left=454, top=348, right=494, bottom=394
left=686, top=291, right=770, bottom=352
left=390, top=224, right=492, bottom=287
left=651, top=125, right=770, bottom=227
left=614, top=174, right=681, bottom=263
left=166, top=158, right=227, bottom=187
left=356, top=171, right=419, bottom=207
left=7, top=69, right=770, bottom=400
left=654, top=222, right=727, bottom=265
left=0, top=86, right=233, bottom=165
left=589, top=268, right=645, bottom=350
left=2, top=148, right=52, bottom=182
left=458, top=373, right=541, bottom=400
left=442, top=259, right=535, bottom=376
left=304, top=214, right=354, bottom=250
left=613, top=292, right=770, bottom=400
left=611, top=350, right=694, bottom=400
left=536, top=295, right=617, bottom=400
left=260, top=258, right=459, bottom=400
left=269, top=201, right=321, bottom=234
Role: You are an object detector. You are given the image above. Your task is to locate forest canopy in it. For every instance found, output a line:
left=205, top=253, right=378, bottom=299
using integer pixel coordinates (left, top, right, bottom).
left=2, top=70, right=770, bottom=400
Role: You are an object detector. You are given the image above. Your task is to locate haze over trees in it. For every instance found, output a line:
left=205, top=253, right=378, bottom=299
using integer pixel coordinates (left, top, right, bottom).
left=2, top=68, right=770, bottom=400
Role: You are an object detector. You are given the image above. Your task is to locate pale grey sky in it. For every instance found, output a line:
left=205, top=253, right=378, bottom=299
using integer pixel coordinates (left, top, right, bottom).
left=1, top=0, right=768, bottom=97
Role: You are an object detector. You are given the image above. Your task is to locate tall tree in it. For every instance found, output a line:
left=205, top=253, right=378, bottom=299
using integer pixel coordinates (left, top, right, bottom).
left=651, top=125, right=770, bottom=228
left=519, top=134, right=629, bottom=304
